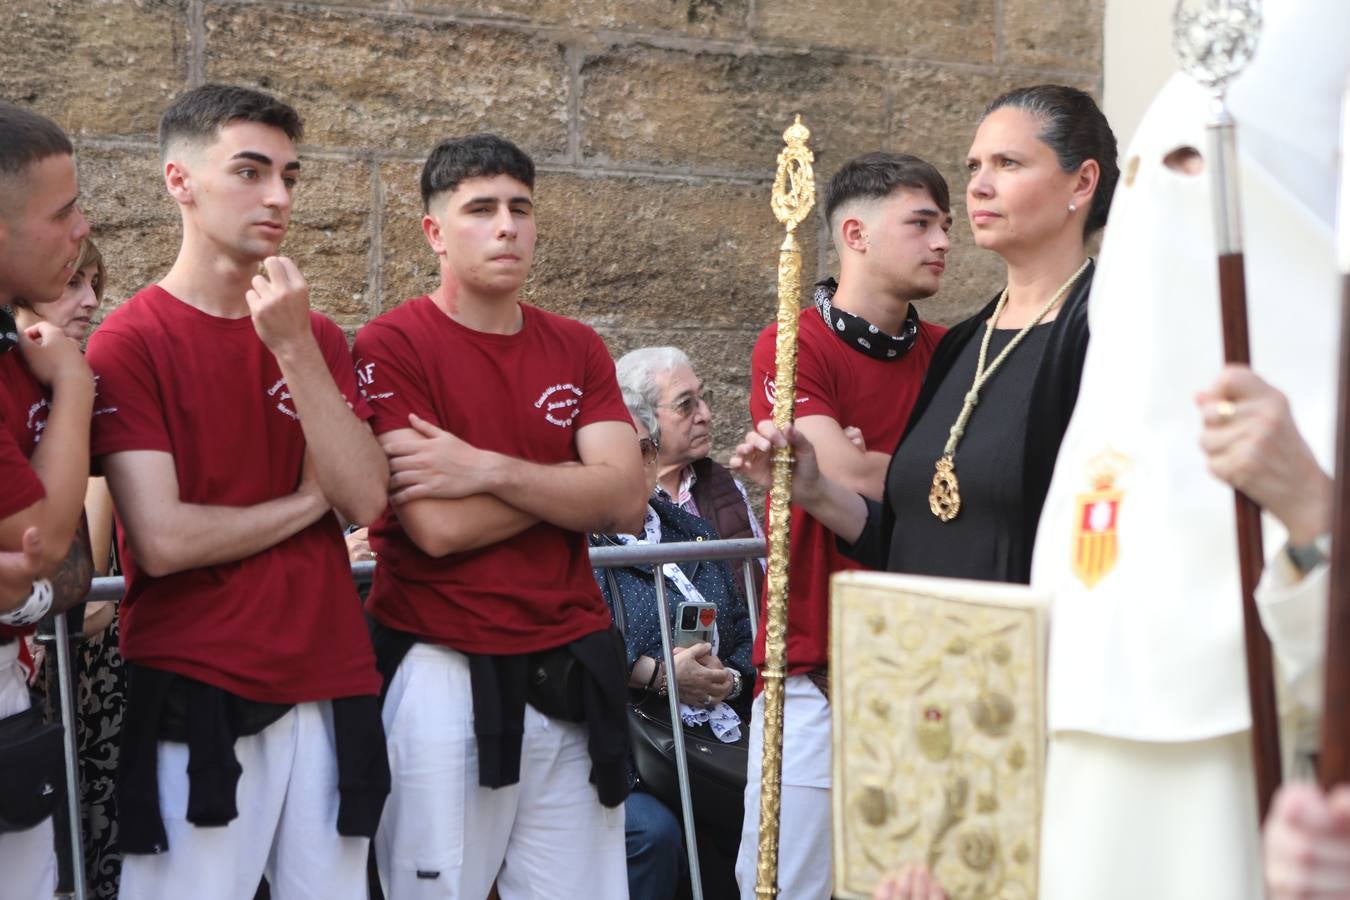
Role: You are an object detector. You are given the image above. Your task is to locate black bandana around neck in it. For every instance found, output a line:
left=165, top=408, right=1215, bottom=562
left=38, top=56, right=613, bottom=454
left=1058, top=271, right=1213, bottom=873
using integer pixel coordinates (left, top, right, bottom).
left=0, top=307, right=17, bottom=355
left=813, top=278, right=921, bottom=361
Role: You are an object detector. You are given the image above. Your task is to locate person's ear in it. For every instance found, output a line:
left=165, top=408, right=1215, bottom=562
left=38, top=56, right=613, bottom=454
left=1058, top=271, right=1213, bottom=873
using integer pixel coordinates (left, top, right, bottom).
left=1070, top=159, right=1100, bottom=214
left=422, top=212, right=446, bottom=256
left=164, top=158, right=193, bottom=205
left=839, top=214, right=870, bottom=254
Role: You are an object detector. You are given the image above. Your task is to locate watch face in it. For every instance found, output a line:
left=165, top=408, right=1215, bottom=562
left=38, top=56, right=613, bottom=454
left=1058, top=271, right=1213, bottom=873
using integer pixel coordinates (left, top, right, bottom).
left=1286, top=540, right=1328, bottom=576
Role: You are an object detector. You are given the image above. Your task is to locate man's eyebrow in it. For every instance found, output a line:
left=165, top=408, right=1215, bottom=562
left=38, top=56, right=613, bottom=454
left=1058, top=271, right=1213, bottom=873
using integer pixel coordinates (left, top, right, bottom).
left=56, top=193, right=80, bottom=217
left=283, top=160, right=301, bottom=172
left=910, top=207, right=943, bottom=218
left=230, top=151, right=273, bottom=166
left=462, top=195, right=534, bottom=207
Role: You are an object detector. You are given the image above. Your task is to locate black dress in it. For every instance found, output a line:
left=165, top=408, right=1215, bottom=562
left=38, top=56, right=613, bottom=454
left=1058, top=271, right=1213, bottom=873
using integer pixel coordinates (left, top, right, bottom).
left=843, top=262, right=1095, bottom=584
left=885, top=325, right=1052, bottom=581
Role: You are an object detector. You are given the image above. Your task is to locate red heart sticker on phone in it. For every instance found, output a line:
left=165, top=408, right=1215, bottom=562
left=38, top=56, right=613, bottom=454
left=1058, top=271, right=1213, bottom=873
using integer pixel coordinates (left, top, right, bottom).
left=699, top=608, right=716, bottom=627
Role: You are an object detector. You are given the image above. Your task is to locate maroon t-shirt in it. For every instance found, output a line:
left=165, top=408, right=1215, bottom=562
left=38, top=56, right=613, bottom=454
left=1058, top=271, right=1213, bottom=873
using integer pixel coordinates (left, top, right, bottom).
left=353, top=297, right=630, bottom=655
left=86, top=286, right=380, bottom=703
left=749, top=307, right=944, bottom=675
left=0, top=352, right=50, bottom=638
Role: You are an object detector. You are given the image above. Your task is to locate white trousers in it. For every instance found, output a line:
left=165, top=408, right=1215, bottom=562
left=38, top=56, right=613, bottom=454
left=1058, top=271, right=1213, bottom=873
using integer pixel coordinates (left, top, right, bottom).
left=376, top=643, right=627, bottom=900
left=1040, top=729, right=1264, bottom=900
left=0, top=640, right=57, bottom=899
left=735, top=675, right=833, bottom=900
left=119, top=700, right=369, bottom=900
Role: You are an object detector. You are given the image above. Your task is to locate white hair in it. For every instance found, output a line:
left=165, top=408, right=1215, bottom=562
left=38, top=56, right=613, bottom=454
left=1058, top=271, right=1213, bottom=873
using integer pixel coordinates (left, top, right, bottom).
left=615, top=346, right=694, bottom=437
left=621, top=387, right=660, bottom=444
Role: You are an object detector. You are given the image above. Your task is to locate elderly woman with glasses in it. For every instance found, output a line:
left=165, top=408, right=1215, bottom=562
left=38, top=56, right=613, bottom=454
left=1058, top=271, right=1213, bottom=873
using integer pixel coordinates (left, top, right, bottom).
left=590, top=388, right=756, bottom=900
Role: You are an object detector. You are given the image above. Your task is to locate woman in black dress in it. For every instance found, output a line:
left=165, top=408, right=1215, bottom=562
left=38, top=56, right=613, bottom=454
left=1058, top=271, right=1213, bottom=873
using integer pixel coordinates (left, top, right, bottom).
left=732, top=84, right=1118, bottom=586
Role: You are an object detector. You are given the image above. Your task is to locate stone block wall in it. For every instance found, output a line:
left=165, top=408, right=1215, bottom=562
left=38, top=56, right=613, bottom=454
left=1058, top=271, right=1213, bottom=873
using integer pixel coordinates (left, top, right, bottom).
left=2, top=0, right=1102, bottom=461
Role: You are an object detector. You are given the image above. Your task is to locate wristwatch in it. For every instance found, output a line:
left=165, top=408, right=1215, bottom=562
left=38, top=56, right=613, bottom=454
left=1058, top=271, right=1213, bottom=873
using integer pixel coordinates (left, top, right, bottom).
left=727, top=668, right=744, bottom=701
left=1284, top=534, right=1331, bottom=578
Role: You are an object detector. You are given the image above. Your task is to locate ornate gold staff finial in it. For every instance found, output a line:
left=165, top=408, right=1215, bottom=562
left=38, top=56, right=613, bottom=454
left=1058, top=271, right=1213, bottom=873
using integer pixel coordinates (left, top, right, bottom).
left=755, top=114, right=815, bottom=900
left=771, top=115, right=815, bottom=236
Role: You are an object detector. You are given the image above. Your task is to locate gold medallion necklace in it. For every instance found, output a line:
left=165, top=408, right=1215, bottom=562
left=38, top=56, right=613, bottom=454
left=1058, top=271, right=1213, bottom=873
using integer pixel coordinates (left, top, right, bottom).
left=928, top=258, right=1090, bottom=522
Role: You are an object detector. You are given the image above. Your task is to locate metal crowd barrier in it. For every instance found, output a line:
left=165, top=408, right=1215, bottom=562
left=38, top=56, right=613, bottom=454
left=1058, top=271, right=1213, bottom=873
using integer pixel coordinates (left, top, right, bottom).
left=71, top=537, right=768, bottom=900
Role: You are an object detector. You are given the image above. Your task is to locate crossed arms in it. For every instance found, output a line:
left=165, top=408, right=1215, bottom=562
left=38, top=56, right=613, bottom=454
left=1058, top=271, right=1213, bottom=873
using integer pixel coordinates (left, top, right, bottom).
left=383, top=413, right=646, bottom=558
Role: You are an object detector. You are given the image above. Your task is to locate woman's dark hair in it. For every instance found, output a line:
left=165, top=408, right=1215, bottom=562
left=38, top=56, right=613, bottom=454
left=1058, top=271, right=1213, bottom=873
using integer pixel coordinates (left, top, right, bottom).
left=983, top=85, right=1119, bottom=236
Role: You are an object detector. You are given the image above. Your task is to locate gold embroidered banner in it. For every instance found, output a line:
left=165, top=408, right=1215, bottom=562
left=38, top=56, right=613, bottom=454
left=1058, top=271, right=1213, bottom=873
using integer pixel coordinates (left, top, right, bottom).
left=830, top=571, right=1049, bottom=900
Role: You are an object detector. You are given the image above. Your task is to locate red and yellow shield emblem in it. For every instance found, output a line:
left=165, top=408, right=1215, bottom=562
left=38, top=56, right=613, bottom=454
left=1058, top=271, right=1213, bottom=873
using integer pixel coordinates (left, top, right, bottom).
left=1073, top=451, right=1127, bottom=589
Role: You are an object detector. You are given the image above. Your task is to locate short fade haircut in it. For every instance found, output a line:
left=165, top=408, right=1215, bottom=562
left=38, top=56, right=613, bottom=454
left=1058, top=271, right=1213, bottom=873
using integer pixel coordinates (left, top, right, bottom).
left=0, top=101, right=73, bottom=178
left=824, top=152, right=950, bottom=235
left=420, top=134, right=535, bottom=213
left=158, top=84, right=303, bottom=159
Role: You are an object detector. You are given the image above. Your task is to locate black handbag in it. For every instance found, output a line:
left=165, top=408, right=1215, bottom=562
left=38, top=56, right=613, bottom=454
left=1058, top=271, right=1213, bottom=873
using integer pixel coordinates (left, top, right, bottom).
left=605, top=567, right=748, bottom=833
left=0, top=705, right=64, bottom=833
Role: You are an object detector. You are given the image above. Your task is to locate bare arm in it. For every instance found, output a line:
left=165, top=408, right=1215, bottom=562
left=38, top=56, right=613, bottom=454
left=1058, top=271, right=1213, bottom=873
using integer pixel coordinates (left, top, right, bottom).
left=380, top=425, right=540, bottom=558
left=85, top=477, right=115, bottom=576
left=729, top=420, right=870, bottom=544
left=0, top=323, right=95, bottom=571
left=48, top=517, right=94, bottom=615
left=248, top=258, right=389, bottom=525
left=387, top=414, right=646, bottom=536
left=102, top=449, right=329, bottom=577
left=795, top=414, right=892, bottom=502
left=81, top=478, right=117, bottom=635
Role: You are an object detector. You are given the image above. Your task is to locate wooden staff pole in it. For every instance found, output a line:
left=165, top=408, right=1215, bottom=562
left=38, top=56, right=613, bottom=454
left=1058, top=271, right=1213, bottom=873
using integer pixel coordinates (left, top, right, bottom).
left=1175, top=0, right=1282, bottom=819
left=1318, top=74, right=1350, bottom=788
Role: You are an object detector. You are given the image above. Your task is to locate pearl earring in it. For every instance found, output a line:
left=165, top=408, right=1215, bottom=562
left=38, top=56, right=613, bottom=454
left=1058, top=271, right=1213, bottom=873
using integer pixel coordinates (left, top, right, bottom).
left=1068, top=202, right=1078, bottom=212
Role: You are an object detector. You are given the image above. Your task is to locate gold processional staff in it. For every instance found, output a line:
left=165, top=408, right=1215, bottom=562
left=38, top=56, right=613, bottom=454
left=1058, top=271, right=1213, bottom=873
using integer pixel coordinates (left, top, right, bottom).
left=755, top=115, right=815, bottom=900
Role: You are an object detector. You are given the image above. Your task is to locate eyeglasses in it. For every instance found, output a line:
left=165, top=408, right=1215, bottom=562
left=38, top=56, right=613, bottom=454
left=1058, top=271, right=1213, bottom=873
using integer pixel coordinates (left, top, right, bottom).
left=657, top=388, right=713, bottom=420
left=639, top=436, right=661, bottom=466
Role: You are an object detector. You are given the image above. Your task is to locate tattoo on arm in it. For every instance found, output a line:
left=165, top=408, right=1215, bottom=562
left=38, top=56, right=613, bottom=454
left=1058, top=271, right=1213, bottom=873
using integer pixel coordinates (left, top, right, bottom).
left=49, top=517, right=94, bottom=615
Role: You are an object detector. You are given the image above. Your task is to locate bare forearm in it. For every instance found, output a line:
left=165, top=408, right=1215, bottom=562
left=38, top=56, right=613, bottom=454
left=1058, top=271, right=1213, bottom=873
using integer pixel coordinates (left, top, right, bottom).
left=629, top=655, right=660, bottom=690
left=820, top=450, right=892, bottom=503
left=85, top=478, right=115, bottom=576
left=27, top=375, right=94, bottom=559
left=274, top=340, right=389, bottom=525
left=483, top=454, right=645, bottom=534
left=796, top=476, right=870, bottom=545
left=398, top=493, right=538, bottom=557
left=49, top=518, right=94, bottom=614
left=125, top=491, right=328, bottom=577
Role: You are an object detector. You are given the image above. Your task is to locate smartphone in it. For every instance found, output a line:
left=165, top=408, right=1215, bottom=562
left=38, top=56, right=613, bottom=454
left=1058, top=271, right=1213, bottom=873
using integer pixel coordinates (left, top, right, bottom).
left=675, top=601, right=717, bottom=649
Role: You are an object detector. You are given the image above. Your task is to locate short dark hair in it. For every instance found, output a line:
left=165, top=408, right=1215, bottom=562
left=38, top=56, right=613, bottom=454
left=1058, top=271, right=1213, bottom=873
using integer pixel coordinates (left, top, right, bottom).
left=0, top=102, right=73, bottom=178
left=983, top=84, right=1119, bottom=236
left=158, top=84, right=303, bottom=158
left=824, top=152, right=950, bottom=232
left=420, top=134, right=535, bottom=212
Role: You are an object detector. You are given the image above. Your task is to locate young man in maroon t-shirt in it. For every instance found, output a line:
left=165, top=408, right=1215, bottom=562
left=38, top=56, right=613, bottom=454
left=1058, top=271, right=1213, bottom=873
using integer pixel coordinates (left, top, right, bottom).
left=353, top=134, right=645, bottom=899
left=732, top=153, right=952, bottom=898
left=0, top=100, right=97, bottom=900
left=86, top=85, right=390, bottom=898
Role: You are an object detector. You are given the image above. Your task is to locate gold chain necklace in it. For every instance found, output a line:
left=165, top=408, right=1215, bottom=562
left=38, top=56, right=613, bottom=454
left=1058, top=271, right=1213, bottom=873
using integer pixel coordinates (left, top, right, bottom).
left=928, top=258, right=1090, bottom=522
